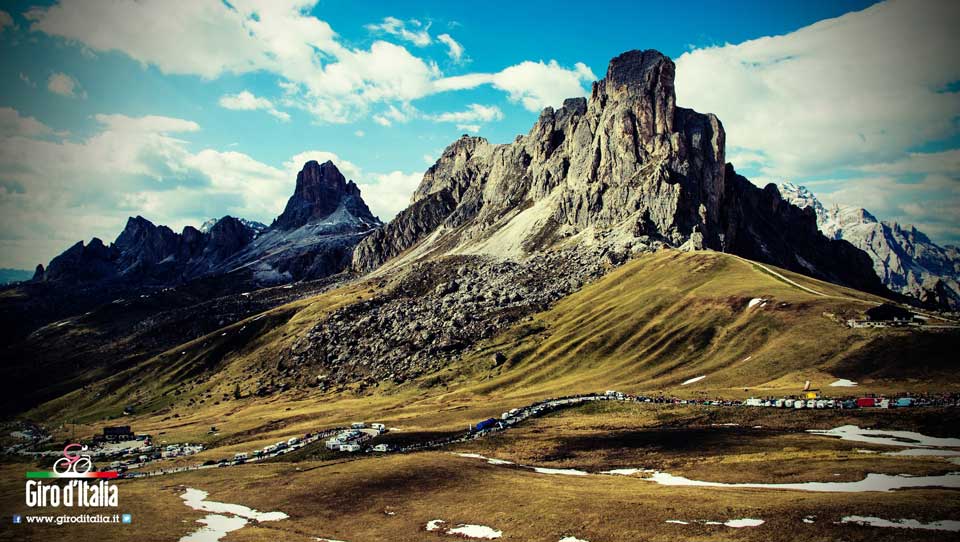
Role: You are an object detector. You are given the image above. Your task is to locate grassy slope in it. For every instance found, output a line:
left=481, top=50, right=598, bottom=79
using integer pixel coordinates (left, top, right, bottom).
left=441, top=250, right=956, bottom=404
left=24, top=250, right=959, bottom=447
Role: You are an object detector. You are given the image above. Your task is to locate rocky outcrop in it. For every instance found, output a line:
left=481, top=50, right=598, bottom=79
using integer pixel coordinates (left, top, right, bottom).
left=781, top=182, right=960, bottom=308
left=353, top=49, right=885, bottom=295
left=720, top=170, right=883, bottom=293
left=281, top=250, right=611, bottom=388
left=273, top=160, right=378, bottom=230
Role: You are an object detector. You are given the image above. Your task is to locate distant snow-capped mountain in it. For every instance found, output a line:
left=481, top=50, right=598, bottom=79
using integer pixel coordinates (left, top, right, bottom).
left=780, top=182, right=960, bottom=310
left=200, top=217, right=267, bottom=235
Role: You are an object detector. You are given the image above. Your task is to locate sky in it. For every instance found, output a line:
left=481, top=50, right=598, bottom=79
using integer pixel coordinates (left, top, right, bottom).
left=0, top=0, right=957, bottom=269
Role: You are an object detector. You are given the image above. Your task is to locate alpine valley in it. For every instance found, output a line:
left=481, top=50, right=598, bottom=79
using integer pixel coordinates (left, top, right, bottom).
left=2, top=48, right=959, bottom=542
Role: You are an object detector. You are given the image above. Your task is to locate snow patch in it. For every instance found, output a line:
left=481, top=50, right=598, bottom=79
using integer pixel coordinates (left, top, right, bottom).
left=600, top=468, right=650, bottom=476
left=644, top=471, right=960, bottom=492
left=748, top=298, right=764, bottom=308
left=681, top=375, right=706, bottom=386
left=446, top=524, right=503, bottom=539
left=807, top=425, right=960, bottom=448
left=180, top=489, right=287, bottom=542
left=840, top=516, right=960, bottom=532
left=829, top=379, right=858, bottom=387
left=532, top=467, right=589, bottom=476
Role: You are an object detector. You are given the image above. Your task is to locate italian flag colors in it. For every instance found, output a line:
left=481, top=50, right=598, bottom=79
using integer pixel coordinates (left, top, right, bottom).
left=26, top=471, right=119, bottom=479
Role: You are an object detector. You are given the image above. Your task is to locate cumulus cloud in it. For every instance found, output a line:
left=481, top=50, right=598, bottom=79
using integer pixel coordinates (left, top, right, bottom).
left=218, top=90, right=291, bottom=121
left=372, top=104, right=416, bottom=127
left=674, top=0, right=960, bottom=244
left=430, top=103, right=503, bottom=124
left=365, top=16, right=431, bottom=47
left=435, top=60, right=596, bottom=112
left=47, top=72, right=84, bottom=98
left=857, top=149, right=960, bottom=176
left=27, top=1, right=596, bottom=123
left=675, top=0, right=960, bottom=179
left=357, top=171, right=424, bottom=221
left=0, top=108, right=63, bottom=138
left=0, top=10, right=13, bottom=31
left=437, top=33, right=464, bottom=62
left=0, top=107, right=423, bottom=267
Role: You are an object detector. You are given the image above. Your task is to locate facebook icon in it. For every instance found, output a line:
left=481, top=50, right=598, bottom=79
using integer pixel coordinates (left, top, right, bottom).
left=121, top=514, right=132, bottom=524
left=12, top=515, right=21, bottom=524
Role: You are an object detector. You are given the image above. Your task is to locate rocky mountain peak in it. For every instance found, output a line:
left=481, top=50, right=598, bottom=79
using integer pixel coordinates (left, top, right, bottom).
left=272, top=160, right=378, bottom=230
left=781, top=181, right=960, bottom=309
left=353, top=48, right=885, bottom=296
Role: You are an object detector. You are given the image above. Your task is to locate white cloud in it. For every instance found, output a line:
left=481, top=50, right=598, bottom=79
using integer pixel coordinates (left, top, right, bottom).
left=357, top=171, right=424, bottom=221
left=354, top=130, right=365, bottom=137
left=0, top=108, right=61, bottom=138
left=435, top=60, right=596, bottom=112
left=372, top=104, right=416, bottom=127
left=0, top=107, right=425, bottom=267
left=456, top=124, right=481, bottom=133
left=218, top=90, right=290, bottom=122
left=430, top=104, right=503, bottom=123
left=0, top=11, right=14, bottom=31
left=366, top=16, right=431, bottom=47
left=437, top=33, right=464, bottom=62
left=675, top=0, right=960, bottom=179
left=27, top=1, right=596, bottom=123
left=47, top=72, right=84, bottom=98
left=857, top=149, right=960, bottom=176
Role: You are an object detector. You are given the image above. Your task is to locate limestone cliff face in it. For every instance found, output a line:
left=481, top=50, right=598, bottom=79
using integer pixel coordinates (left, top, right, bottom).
left=352, top=49, right=885, bottom=295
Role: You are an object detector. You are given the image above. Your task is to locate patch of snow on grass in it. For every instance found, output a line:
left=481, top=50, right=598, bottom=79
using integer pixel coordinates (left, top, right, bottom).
left=426, top=519, right=445, bottom=531
left=179, top=489, right=287, bottom=542
left=601, top=468, right=649, bottom=476
left=644, top=471, right=960, bottom=492
left=829, top=379, right=858, bottom=387
left=446, top=524, right=503, bottom=539
left=558, top=537, right=589, bottom=542
left=681, top=375, right=706, bottom=385
left=748, top=298, right=764, bottom=308
left=841, top=516, right=960, bottom=532
left=180, top=514, right=247, bottom=542
left=807, top=425, right=960, bottom=448
left=665, top=520, right=689, bottom=525
left=181, top=489, right=287, bottom=522
left=532, top=467, right=589, bottom=476
left=724, top=518, right=765, bottom=528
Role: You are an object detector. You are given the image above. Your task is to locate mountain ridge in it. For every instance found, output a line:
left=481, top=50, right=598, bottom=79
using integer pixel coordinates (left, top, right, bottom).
left=780, top=181, right=960, bottom=310
left=353, top=49, right=887, bottom=297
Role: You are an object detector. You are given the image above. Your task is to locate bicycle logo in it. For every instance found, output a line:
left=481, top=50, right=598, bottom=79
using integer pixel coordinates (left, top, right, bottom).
left=53, top=443, right=93, bottom=474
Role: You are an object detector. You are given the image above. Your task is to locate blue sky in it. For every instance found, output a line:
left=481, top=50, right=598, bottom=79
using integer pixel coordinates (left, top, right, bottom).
left=0, top=0, right=957, bottom=268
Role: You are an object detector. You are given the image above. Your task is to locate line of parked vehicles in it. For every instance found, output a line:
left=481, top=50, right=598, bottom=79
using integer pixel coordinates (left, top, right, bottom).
left=742, top=396, right=918, bottom=409
left=19, top=388, right=953, bottom=481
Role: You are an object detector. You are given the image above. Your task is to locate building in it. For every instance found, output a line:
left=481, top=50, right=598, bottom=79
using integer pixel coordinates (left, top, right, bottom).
left=102, top=426, right=134, bottom=442
left=339, top=443, right=361, bottom=452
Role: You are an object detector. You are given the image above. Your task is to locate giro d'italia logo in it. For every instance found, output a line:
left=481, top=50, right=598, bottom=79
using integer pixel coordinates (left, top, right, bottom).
left=24, top=444, right=120, bottom=508
left=26, top=444, right=118, bottom=479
